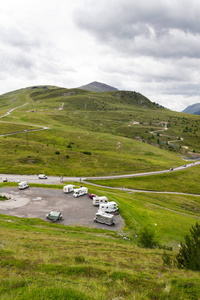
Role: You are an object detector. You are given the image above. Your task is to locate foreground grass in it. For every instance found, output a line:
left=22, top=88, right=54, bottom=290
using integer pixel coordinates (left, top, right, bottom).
left=0, top=215, right=200, bottom=299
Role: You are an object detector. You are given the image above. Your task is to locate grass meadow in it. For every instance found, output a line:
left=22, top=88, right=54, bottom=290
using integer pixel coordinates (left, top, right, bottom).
left=0, top=86, right=200, bottom=298
left=0, top=212, right=200, bottom=299
left=0, top=86, right=199, bottom=176
left=88, top=163, right=200, bottom=194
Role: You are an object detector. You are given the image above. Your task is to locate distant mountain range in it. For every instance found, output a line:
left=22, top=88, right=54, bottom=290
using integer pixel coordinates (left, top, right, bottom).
left=182, top=103, right=200, bottom=115
left=79, top=81, right=118, bottom=92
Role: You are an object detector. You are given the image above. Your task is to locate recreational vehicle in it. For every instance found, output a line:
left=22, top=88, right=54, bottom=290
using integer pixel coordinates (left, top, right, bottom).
left=18, top=181, right=29, bottom=190
left=63, top=184, right=75, bottom=193
left=93, top=196, right=108, bottom=206
left=98, top=201, right=118, bottom=213
left=94, top=212, right=115, bottom=226
left=73, top=187, right=88, bottom=198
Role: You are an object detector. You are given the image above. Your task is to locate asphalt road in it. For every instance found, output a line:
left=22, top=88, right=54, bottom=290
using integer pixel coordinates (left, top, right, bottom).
left=0, top=161, right=199, bottom=184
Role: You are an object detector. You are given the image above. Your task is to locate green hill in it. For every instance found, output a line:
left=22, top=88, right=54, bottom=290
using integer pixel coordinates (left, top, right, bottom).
left=1, top=85, right=200, bottom=299
left=0, top=85, right=200, bottom=176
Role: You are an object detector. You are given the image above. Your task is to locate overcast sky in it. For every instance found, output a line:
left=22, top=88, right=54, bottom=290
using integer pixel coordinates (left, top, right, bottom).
left=1, top=0, right=200, bottom=111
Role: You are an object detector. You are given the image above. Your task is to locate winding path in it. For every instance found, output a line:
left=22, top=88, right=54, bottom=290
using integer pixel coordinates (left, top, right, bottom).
left=0, top=107, right=199, bottom=197
left=0, top=103, right=50, bottom=136
left=1, top=161, right=200, bottom=197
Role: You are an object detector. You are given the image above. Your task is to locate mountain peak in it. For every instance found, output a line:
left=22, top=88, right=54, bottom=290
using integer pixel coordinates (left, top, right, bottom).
left=79, top=81, right=118, bottom=92
left=182, top=103, right=200, bottom=115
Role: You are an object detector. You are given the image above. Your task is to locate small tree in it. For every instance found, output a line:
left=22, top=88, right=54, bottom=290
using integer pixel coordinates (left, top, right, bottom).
left=138, top=226, right=158, bottom=249
left=176, top=222, right=200, bottom=271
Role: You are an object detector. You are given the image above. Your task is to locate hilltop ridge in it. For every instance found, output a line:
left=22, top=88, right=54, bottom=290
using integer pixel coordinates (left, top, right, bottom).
left=182, top=102, right=200, bottom=115
left=79, top=81, right=118, bottom=92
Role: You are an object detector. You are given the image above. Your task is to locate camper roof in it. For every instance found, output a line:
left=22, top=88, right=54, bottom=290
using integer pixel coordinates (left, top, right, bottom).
left=96, top=212, right=114, bottom=219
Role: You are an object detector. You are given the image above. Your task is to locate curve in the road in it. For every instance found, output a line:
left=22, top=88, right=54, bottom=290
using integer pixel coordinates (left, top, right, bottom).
left=0, top=103, right=50, bottom=136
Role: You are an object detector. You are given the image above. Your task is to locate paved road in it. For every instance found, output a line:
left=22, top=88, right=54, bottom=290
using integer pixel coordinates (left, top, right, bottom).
left=1, top=161, right=199, bottom=184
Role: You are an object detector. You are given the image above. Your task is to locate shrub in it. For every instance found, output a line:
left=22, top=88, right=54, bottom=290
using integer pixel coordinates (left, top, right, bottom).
left=176, top=222, right=200, bottom=271
left=55, top=151, right=60, bottom=155
left=137, top=226, right=158, bottom=249
left=162, top=251, right=172, bottom=267
left=82, top=151, right=91, bottom=155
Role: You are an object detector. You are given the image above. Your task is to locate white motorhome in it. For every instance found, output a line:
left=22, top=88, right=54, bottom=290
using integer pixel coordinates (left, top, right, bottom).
left=18, top=181, right=29, bottom=190
left=94, top=212, right=115, bottom=226
left=93, top=196, right=108, bottom=206
left=99, top=201, right=118, bottom=213
left=73, top=187, right=88, bottom=198
left=63, top=184, right=75, bottom=193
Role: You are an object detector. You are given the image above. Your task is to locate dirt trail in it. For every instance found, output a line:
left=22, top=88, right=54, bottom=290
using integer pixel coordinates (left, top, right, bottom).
left=0, top=103, right=50, bottom=136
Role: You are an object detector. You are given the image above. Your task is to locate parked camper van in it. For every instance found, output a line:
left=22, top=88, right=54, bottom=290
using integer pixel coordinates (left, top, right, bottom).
left=73, top=187, right=88, bottom=198
left=99, top=201, right=118, bottom=213
left=93, top=196, right=108, bottom=206
left=63, top=184, right=75, bottom=193
left=18, top=181, right=29, bottom=190
left=94, top=212, right=115, bottom=226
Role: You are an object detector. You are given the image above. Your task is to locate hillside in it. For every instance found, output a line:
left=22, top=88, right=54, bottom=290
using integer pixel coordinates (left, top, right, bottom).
left=0, top=85, right=200, bottom=176
left=1, top=85, right=200, bottom=299
left=182, top=102, right=200, bottom=115
left=1, top=211, right=200, bottom=300
left=79, top=81, right=118, bottom=92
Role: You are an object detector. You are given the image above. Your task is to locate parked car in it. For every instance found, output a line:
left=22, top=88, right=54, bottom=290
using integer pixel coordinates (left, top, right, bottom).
left=46, top=211, right=62, bottom=222
left=88, top=193, right=97, bottom=199
left=38, top=174, right=47, bottom=179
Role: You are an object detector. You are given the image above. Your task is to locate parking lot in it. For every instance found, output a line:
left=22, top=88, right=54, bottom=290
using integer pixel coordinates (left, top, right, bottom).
left=0, top=187, right=124, bottom=231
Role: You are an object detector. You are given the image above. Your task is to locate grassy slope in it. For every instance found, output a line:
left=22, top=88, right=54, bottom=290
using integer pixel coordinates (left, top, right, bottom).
left=0, top=86, right=200, bottom=175
left=1, top=87, right=200, bottom=298
left=88, top=163, right=200, bottom=194
left=0, top=214, right=200, bottom=300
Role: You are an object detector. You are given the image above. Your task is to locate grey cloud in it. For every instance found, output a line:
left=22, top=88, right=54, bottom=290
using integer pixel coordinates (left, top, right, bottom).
left=0, top=26, right=41, bottom=51
left=74, top=0, right=200, bottom=58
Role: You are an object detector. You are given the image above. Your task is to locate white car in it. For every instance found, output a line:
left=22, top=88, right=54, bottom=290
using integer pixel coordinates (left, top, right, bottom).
left=38, top=174, right=47, bottom=179
left=13, top=179, right=21, bottom=183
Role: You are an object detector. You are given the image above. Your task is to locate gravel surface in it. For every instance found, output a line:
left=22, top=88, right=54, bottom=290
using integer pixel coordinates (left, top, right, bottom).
left=0, top=187, right=124, bottom=231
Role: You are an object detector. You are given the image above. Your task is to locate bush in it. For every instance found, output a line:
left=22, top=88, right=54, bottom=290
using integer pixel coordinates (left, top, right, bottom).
left=176, top=222, right=200, bottom=271
left=82, top=151, right=91, bottom=155
left=55, top=151, right=60, bottom=155
left=162, top=251, right=172, bottom=267
left=137, top=226, right=158, bottom=249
